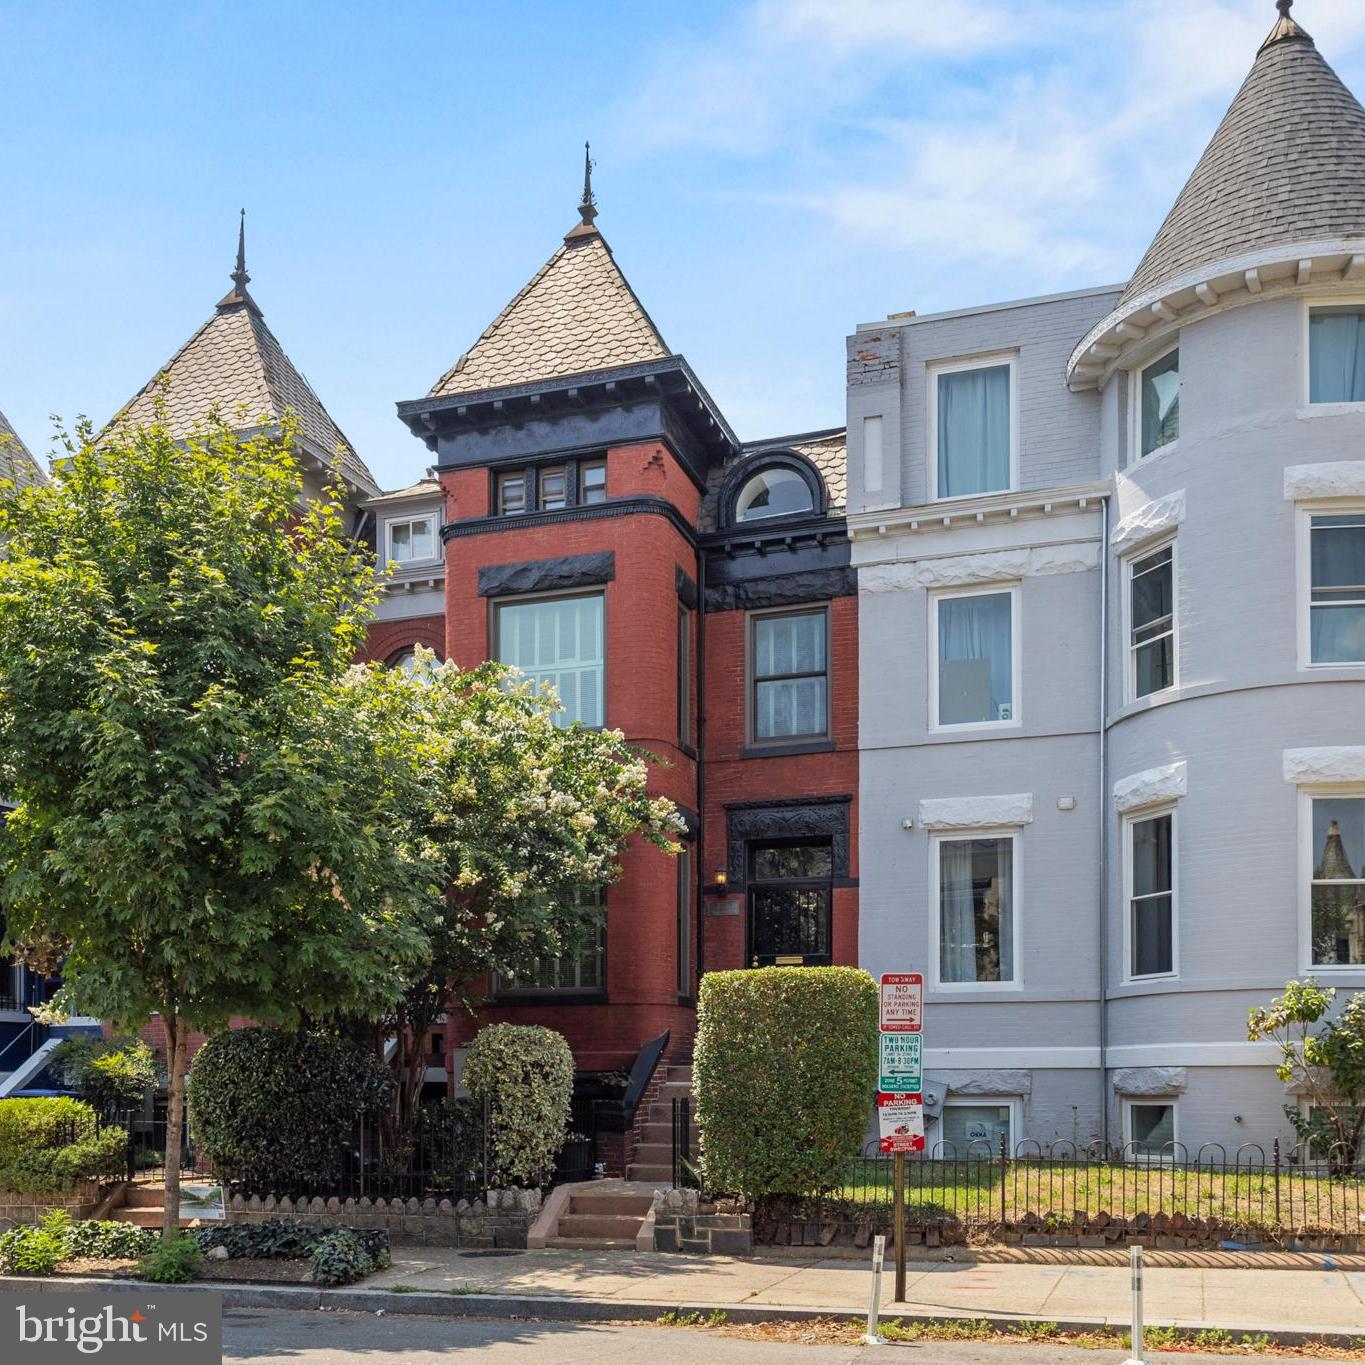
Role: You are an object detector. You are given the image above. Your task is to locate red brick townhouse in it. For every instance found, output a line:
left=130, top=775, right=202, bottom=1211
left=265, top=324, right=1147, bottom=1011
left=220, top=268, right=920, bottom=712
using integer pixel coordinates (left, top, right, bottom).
left=392, top=179, right=859, bottom=1138
left=70, top=193, right=858, bottom=1173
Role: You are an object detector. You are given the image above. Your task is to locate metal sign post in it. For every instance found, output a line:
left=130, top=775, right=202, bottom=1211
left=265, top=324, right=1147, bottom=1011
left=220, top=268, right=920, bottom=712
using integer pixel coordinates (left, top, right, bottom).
left=877, top=972, right=924, bottom=1311
left=863, top=1233, right=887, bottom=1345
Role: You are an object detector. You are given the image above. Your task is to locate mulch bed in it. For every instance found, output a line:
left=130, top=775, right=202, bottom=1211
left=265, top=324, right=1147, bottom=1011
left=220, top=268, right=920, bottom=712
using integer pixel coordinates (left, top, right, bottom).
left=45, top=1257, right=316, bottom=1285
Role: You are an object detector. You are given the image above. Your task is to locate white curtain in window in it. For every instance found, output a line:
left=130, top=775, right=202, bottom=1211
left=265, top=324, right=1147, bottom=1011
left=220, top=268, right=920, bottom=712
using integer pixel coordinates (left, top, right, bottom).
left=754, top=613, right=827, bottom=738
left=940, top=840, right=977, bottom=982
left=938, top=593, right=1012, bottom=724
left=938, top=365, right=1010, bottom=497
left=1310, top=310, right=1365, bottom=403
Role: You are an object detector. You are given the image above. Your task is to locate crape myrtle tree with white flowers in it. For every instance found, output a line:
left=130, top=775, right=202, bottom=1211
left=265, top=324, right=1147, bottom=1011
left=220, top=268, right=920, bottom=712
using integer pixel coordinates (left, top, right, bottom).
left=374, top=651, right=683, bottom=1126
left=0, top=408, right=679, bottom=1231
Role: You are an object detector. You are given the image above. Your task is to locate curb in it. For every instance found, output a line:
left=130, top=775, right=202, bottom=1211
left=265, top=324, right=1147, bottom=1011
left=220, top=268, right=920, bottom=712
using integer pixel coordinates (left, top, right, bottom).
left=2, top=1275, right=1362, bottom=1349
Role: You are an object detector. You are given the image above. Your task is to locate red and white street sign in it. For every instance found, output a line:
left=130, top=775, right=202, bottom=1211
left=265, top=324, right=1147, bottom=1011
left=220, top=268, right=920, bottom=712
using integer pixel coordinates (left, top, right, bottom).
left=877, top=1092, right=925, bottom=1153
left=879, top=973, right=923, bottom=1033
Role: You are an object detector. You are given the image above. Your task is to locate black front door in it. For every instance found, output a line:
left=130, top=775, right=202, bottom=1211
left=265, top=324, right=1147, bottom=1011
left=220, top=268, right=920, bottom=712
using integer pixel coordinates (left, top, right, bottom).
left=747, top=839, right=833, bottom=966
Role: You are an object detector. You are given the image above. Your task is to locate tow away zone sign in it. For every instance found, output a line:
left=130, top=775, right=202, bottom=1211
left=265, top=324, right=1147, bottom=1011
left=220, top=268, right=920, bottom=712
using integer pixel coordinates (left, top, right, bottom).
left=879, top=972, right=923, bottom=1032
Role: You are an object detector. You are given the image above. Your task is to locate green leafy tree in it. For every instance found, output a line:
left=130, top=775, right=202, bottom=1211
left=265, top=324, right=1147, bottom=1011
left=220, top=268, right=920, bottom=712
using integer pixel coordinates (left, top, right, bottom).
left=0, top=411, right=432, bottom=1233
left=49, top=1035, right=161, bottom=1113
left=373, top=653, right=683, bottom=1123
left=1248, top=979, right=1365, bottom=1169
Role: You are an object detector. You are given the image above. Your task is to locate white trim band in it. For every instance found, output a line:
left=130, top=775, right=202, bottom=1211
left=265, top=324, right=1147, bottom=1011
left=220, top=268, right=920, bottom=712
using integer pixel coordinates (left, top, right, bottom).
left=1283, top=461, right=1365, bottom=502
left=1113, top=761, right=1186, bottom=814
left=917, top=793, right=1034, bottom=830
left=924, top=1048, right=1099, bottom=1069
left=1111, top=489, right=1185, bottom=555
left=1283, top=746, right=1365, bottom=785
left=860, top=543, right=1098, bottom=593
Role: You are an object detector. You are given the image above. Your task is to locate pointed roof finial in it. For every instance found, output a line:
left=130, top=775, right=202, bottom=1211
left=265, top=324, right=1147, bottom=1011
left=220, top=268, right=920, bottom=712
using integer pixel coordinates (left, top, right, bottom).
left=578, top=142, right=597, bottom=227
left=1262, top=0, right=1311, bottom=49
left=231, top=208, right=250, bottom=291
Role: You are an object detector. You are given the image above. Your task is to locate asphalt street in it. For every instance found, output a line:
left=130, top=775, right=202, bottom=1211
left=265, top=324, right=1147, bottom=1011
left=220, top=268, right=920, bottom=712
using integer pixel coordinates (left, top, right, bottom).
left=218, top=1308, right=1253, bottom=1362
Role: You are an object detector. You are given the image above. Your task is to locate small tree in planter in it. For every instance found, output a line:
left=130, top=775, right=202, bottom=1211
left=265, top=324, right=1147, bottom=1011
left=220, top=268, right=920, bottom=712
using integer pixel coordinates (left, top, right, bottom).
left=1249, top=979, right=1365, bottom=1169
left=694, top=967, right=879, bottom=1199
left=462, top=1024, right=573, bottom=1188
left=49, top=1036, right=160, bottom=1116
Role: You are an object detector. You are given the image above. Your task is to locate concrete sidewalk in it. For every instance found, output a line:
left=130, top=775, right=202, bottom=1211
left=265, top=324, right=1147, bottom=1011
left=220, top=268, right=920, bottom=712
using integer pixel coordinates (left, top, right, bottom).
left=367, top=1246, right=1365, bottom=1338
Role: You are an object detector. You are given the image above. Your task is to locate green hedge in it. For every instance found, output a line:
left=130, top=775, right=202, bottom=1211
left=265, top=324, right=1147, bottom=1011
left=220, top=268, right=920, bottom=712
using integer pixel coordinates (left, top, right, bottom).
left=188, top=1029, right=391, bottom=1192
left=0, top=1097, right=99, bottom=1162
left=0, top=1128, right=129, bottom=1194
left=462, top=1024, right=573, bottom=1187
left=694, top=967, right=879, bottom=1198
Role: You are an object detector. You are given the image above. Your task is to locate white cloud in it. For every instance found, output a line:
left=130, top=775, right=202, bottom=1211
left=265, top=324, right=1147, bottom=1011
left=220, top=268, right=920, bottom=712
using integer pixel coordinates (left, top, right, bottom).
left=615, top=0, right=1365, bottom=282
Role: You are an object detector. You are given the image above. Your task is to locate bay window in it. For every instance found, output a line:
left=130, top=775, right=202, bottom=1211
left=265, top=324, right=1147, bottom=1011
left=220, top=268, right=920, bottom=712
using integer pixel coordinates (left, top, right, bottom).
left=936, top=834, right=1015, bottom=985
left=934, top=588, right=1016, bottom=727
left=1309, top=795, right=1365, bottom=967
left=1309, top=306, right=1365, bottom=403
left=930, top=356, right=1015, bottom=499
left=1129, top=544, right=1176, bottom=698
left=385, top=515, right=437, bottom=564
left=1138, top=348, right=1180, bottom=457
left=1128, top=810, right=1175, bottom=978
left=749, top=607, right=829, bottom=744
left=1309, top=513, right=1365, bottom=664
left=498, top=889, right=605, bottom=994
left=495, top=592, right=604, bottom=727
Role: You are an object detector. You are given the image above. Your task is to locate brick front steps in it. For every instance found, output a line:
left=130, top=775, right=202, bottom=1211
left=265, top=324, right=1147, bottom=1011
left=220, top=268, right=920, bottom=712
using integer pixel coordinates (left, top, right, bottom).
left=626, top=1063, right=695, bottom=1184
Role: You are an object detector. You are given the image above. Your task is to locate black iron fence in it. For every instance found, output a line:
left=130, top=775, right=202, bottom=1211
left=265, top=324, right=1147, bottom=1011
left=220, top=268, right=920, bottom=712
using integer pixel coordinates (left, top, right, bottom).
left=555, top=1093, right=602, bottom=1185
left=673, top=1120, right=1365, bottom=1243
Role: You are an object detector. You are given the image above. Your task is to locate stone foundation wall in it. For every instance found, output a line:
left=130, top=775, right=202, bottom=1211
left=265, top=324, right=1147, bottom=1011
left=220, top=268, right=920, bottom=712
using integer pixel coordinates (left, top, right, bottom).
left=0, top=1185, right=100, bottom=1230
left=652, top=1189, right=751, bottom=1255
left=227, top=1189, right=540, bottom=1248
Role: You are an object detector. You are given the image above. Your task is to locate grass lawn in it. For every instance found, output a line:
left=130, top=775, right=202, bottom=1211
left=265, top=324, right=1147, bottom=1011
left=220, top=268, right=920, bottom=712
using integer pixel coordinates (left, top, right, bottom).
left=818, top=1159, right=1365, bottom=1234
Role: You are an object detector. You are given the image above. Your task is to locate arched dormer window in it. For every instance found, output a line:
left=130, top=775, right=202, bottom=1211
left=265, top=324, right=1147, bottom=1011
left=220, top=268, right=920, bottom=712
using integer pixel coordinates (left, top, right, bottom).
left=723, top=452, right=824, bottom=529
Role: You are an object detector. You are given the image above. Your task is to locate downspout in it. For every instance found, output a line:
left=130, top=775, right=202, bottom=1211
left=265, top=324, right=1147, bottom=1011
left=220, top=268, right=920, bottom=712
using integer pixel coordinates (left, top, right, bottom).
left=694, top=548, right=707, bottom=1009
left=1097, top=491, right=1111, bottom=1150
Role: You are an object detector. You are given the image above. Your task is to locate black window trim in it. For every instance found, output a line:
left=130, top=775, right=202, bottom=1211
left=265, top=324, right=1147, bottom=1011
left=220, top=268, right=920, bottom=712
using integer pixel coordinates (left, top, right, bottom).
left=489, top=453, right=609, bottom=519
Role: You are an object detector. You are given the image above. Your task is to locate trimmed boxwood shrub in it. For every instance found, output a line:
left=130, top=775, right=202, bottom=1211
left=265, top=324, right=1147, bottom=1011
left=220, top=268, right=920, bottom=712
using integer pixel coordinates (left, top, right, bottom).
left=188, top=1029, right=391, bottom=1192
left=0, top=1096, right=98, bottom=1160
left=694, top=967, right=879, bottom=1198
left=462, top=1024, right=572, bottom=1187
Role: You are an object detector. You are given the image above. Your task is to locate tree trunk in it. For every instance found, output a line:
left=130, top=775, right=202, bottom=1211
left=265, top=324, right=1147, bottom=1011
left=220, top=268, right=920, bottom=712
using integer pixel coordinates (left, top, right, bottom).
left=162, top=1011, right=188, bottom=1239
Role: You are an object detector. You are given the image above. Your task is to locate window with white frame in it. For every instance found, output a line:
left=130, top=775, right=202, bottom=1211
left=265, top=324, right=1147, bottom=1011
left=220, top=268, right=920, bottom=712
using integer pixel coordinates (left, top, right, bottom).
left=934, top=588, right=1016, bottom=727
left=497, top=888, right=605, bottom=994
left=936, top=834, right=1015, bottom=985
left=930, top=356, right=1015, bottom=499
left=1308, top=513, right=1365, bottom=664
left=385, top=515, right=437, bottom=564
left=495, top=592, right=604, bottom=727
left=1125, top=1099, right=1177, bottom=1158
left=1128, top=544, right=1175, bottom=698
left=939, top=1100, right=1016, bottom=1156
left=1127, top=810, right=1175, bottom=978
left=1137, top=348, right=1180, bottom=457
left=1309, top=306, right=1365, bottom=404
left=1308, top=795, right=1365, bottom=967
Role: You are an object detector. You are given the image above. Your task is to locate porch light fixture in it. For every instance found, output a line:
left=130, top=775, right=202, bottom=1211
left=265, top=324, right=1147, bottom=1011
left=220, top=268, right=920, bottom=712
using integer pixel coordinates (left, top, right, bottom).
left=705, top=867, right=730, bottom=897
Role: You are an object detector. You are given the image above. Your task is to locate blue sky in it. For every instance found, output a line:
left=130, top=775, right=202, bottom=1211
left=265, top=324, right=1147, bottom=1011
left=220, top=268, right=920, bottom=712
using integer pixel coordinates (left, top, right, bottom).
left=3, top=0, right=1364, bottom=490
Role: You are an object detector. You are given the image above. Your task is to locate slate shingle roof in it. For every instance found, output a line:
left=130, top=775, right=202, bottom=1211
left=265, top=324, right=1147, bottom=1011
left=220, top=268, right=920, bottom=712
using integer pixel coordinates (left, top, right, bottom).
left=1121, top=18, right=1365, bottom=304
left=0, top=409, right=45, bottom=488
left=699, top=428, right=847, bottom=533
left=113, top=292, right=380, bottom=496
left=428, top=227, right=670, bottom=399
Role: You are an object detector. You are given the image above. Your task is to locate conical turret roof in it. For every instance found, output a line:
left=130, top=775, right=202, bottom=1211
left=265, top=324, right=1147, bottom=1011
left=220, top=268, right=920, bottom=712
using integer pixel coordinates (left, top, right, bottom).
left=113, top=225, right=379, bottom=496
left=427, top=220, right=671, bottom=400
left=0, top=409, right=45, bottom=489
left=1121, top=7, right=1365, bottom=304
